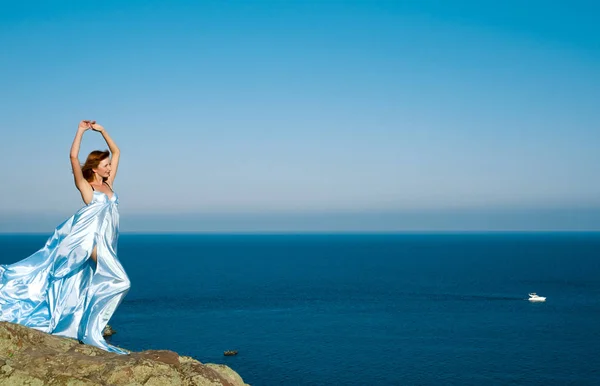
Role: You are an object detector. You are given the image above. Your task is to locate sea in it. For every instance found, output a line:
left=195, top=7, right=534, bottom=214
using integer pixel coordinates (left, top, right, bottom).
left=1, top=232, right=599, bottom=385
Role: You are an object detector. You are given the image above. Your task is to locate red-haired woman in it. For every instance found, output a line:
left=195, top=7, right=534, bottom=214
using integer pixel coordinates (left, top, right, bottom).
left=0, top=120, right=131, bottom=354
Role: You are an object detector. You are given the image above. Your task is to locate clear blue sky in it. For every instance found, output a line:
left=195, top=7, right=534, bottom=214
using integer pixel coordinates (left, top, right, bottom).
left=1, top=0, right=599, bottom=232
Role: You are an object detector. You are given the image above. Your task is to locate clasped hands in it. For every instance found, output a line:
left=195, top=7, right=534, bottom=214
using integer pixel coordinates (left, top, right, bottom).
left=78, top=120, right=104, bottom=132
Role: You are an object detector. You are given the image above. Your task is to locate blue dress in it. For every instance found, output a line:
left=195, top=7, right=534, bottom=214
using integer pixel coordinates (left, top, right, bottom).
left=0, top=188, right=131, bottom=354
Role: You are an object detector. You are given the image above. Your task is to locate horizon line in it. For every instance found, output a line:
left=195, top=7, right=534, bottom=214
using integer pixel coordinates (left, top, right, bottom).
left=2, top=230, right=599, bottom=236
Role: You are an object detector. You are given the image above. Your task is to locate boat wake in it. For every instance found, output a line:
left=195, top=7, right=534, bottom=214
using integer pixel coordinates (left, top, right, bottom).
left=410, top=293, right=524, bottom=302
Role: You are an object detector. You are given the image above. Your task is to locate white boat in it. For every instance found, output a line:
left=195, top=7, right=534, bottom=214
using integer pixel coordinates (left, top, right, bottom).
left=528, top=293, right=546, bottom=302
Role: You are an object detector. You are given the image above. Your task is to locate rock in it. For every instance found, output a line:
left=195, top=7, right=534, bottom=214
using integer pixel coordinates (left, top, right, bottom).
left=0, top=322, right=250, bottom=386
left=102, top=325, right=116, bottom=337
left=223, top=350, right=238, bottom=356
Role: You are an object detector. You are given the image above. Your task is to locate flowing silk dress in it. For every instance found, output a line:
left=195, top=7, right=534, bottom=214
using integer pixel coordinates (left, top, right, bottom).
left=0, top=186, right=131, bottom=354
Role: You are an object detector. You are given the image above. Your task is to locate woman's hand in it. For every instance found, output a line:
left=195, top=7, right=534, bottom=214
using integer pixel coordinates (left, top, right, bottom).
left=78, top=120, right=92, bottom=131
left=90, top=121, right=105, bottom=133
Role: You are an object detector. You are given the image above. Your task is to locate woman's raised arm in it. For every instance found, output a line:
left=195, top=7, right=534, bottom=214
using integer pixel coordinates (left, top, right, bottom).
left=70, top=121, right=93, bottom=197
left=91, top=122, right=120, bottom=186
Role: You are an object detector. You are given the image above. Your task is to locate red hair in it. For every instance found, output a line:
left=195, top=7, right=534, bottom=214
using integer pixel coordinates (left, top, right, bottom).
left=81, top=150, right=110, bottom=182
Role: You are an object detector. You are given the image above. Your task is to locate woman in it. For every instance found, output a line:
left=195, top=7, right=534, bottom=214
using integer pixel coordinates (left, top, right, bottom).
left=0, top=120, right=131, bottom=354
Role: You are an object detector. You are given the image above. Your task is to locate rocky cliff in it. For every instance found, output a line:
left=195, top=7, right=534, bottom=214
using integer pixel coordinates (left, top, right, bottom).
left=0, top=322, right=248, bottom=385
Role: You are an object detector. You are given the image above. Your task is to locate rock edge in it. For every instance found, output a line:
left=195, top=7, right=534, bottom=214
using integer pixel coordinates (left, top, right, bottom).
left=0, top=321, right=249, bottom=386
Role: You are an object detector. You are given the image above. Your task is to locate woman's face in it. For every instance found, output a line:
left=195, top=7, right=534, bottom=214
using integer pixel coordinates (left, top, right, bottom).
left=94, top=158, right=111, bottom=178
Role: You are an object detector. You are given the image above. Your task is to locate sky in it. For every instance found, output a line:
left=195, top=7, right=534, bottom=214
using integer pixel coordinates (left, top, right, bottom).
left=0, top=0, right=599, bottom=232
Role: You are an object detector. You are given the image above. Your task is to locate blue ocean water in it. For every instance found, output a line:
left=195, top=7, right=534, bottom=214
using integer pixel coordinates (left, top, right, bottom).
left=1, top=233, right=599, bottom=385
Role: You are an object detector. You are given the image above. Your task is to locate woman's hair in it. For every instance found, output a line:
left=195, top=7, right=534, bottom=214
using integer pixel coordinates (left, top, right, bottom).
left=81, top=150, right=110, bottom=182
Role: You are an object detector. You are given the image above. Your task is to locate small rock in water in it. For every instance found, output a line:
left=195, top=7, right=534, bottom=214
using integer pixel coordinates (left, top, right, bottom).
left=224, top=350, right=238, bottom=356
left=102, top=324, right=116, bottom=337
